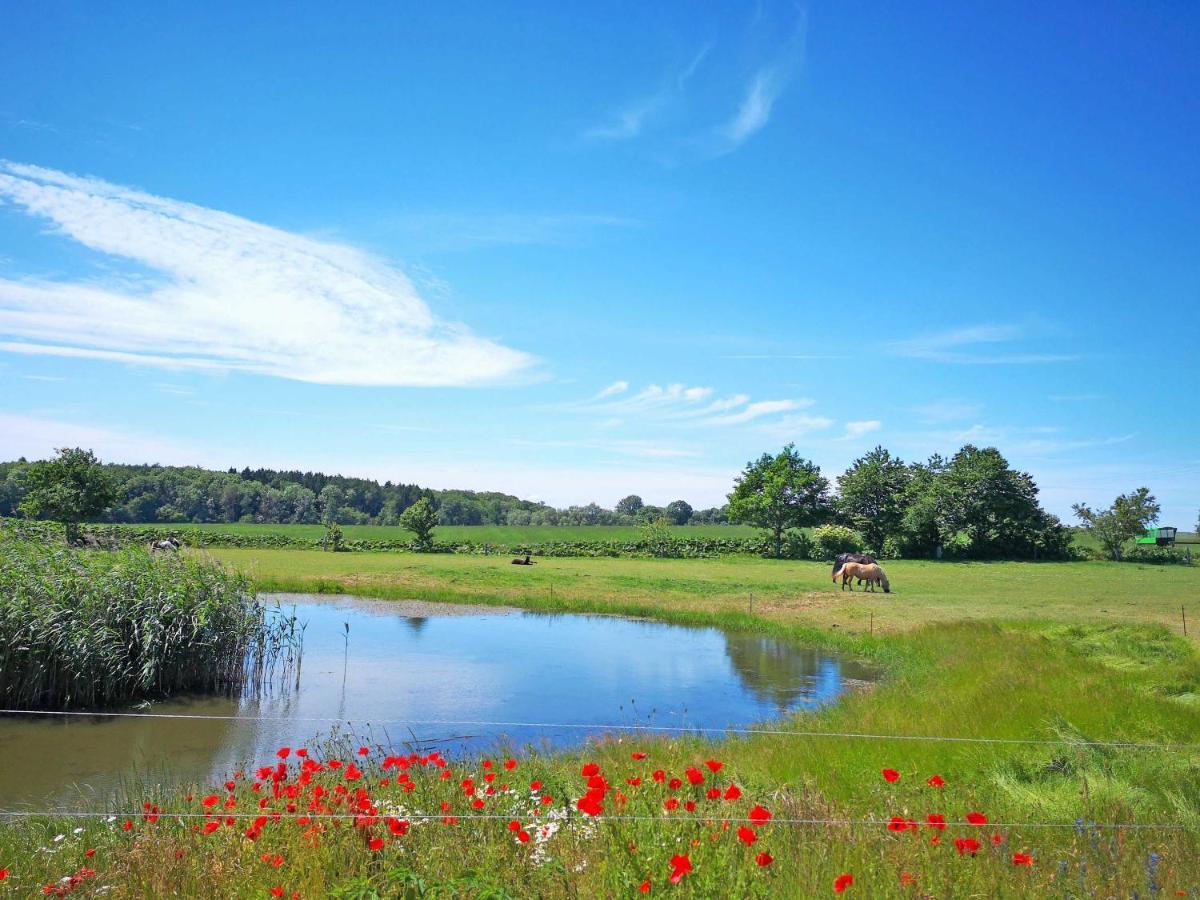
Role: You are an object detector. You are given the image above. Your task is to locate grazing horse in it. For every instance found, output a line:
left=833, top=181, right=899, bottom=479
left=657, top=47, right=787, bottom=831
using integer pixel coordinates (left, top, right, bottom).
left=148, top=537, right=181, bottom=554
left=833, top=561, right=890, bottom=593
left=833, top=551, right=876, bottom=585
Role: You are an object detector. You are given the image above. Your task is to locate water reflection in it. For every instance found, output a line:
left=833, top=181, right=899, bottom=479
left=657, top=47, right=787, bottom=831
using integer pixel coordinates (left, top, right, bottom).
left=0, top=594, right=875, bottom=807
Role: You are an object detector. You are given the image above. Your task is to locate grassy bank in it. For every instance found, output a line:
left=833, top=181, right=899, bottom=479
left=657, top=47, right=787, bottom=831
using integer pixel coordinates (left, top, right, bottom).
left=206, top=547, right=1200, bottom=637
left=1, top=549, right=1198, bottom=895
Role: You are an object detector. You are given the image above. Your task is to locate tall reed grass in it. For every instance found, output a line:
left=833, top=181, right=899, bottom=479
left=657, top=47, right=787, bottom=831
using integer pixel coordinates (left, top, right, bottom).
left=0, top=527, right=301, bottom=710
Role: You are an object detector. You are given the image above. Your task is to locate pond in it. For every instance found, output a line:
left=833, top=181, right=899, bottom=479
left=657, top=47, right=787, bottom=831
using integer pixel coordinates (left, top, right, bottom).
left=0, top=593, right=876, bottom=807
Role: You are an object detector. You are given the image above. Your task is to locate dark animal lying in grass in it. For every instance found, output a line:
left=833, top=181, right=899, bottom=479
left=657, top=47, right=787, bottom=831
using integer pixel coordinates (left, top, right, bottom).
left=511, top=554, right=535, bottom=565
left=833, top=561, right=890, bottom=593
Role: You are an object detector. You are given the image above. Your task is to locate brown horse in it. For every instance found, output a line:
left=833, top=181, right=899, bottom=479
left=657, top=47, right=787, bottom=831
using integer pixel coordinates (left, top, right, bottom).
left=833, top=561, right=890, bottom=593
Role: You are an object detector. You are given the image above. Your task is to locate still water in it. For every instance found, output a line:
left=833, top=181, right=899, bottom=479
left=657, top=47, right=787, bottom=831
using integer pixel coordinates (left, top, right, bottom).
left=0, top=593, right=875, bottom=807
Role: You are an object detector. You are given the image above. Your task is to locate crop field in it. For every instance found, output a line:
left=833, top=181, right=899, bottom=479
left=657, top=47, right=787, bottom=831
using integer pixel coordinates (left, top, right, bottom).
left=114, top=521, right=762, bottom=543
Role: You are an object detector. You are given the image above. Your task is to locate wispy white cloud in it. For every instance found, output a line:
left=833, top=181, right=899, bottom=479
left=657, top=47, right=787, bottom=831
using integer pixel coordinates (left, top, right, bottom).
left=838, top=419, right=882, bottom=441
left=719, top=67, right=787, bottom=146
left=699, top=399, right=802, bottom=426
left=910, top=400, right=981, bottom=423
left=0, top=161, right=535, bottom=386
left=889, top=324, right=1078, bottom=365
left=711, top=9, right=806, bottom=155
left=594, top=380, right=630, bottom=399
left=568, top=382, right=806, bottom=429
left=584, top=43, right=711, bottom=142
left=20, top=373, right=67, bottom=382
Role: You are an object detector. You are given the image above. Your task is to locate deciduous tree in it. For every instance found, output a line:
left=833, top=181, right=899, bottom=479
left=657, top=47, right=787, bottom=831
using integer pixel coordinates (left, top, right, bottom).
left=727, top=445, right=830, bottom=558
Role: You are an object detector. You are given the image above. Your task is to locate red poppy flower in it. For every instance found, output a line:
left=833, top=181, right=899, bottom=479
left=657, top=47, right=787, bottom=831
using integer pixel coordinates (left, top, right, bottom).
left=357, top=747, right=369, bottom=756
left=834, top=873, right=854, bottom=893
left=887, top=817, right=917, bottom=832
left=84, top=849, right=94, bottom=858
left=271, top=888, right=284, bottom=898
left=368, top=837, right=384, bottom=852
left=737, top=826, right=757, bottom=845
left=991, top=833, right=1003, bottom=845
left=504, top=759, right=517, bottom=771
left=508, top=820, right=521, bottom=832
left=517, top=830, right=530, bottom=843
left=705, top=787, right=721, bottom=800
left=529, top=780, right=542, bottom=791
left=685, top=767, right=705, bottom=786
left=899, top=872, right=915, bottom=886
left=123, top=820, right=134, bottom=832
left=632, top=752, right=647, bottom=760
left=581, top=763, right=600, bottom=777
left=724, top=784, right=742, bottom=801
left=704, top=759, right=723, bottom=774
left=652, top=770, right=666, bottom=783
left=882, top=768, right=900, bottom=783
left=684, top=800, right=696, bottom=812
left=926, top=814, right=946, bottom=831
left=748, top=804, right=772, bottom=825
left=202, top=821, right=219, bottom=835
left=668, top=853, right=692, bottom=884
left=482, top=759, right=493, bottom=769
left=954, top=837, right=981, bottom=856
left=577, top=795, right=604, bottom=816
left=965, top=812, right=988, bottom=826
left=926, top=774, right=945, bottom=788
left=627, top=776, right=642, bottom=786
left=668, top=777, right=683, bottom=790
left=0, top=869, right=7, bottom=881
left=296, top=748, right=308, bottom=758
left=202, top=795, right=219, bottom=808
left=755, top=852, right=773, bottom=867
left=1012, top=853, right=1033, bottom=866
left=276, top=747, right=290, bottom=760
left=639, top=881, right=650, bottom=893
left=540, top=794, right=553, bottom=805
left=664, top=798, right=680, bottom=811
left=387, top=818, right=408, bottom=836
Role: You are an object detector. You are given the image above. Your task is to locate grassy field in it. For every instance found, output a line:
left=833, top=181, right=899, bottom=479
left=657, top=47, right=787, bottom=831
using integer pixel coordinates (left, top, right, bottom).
left=205, top=547, right=1200, bottom=637
left=3, top=547, right=1199, bottom=896
left=120, top=521, right=762, bottom=543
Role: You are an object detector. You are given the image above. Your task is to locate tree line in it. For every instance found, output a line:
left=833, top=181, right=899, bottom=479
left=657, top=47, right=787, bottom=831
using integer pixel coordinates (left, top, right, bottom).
left=0, top=457, right=722, bottom=528
left=3, top=445, right=1172, bottom=562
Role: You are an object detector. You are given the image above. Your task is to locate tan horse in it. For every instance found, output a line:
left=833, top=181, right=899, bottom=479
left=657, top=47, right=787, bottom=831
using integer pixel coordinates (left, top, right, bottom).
left=833, top=561, right=890, bottom=593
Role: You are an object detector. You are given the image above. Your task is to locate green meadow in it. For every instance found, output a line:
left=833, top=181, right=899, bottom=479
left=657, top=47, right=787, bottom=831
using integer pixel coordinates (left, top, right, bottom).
left=3, top=543, right=1198, bottom=896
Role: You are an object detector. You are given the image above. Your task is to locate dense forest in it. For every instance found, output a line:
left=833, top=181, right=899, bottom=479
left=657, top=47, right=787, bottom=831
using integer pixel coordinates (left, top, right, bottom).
left=0, top=459, right=726, bottom=527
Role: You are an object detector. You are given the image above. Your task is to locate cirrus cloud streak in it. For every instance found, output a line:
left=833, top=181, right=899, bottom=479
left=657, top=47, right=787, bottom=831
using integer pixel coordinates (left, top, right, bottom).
left=0, top=161, right=534, bottom=386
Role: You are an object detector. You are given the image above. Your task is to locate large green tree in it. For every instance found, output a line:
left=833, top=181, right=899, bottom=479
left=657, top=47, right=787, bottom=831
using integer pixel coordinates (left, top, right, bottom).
left=835, top=446, right=910, bottom=552
left=1073, top=488, right=1160, bottom=561
left=900, top=445, right=1067, bottom=559
left=18, top=447, right=118, bottom=542
left=398, top=497, right=439, bottom=548
left=615, top=495, right=644, bottom=518
left=727, top=445, right=830, bottom=558
left=665, top=499, right=694, bottom=525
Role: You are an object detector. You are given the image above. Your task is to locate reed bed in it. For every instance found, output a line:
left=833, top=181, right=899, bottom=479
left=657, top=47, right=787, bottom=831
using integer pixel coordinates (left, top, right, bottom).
left=0, top=528, right=301, bottom=710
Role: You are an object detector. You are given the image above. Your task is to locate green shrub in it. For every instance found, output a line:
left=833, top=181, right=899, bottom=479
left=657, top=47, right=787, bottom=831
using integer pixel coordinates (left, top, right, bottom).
left=810, top=524, right=864, bottom=560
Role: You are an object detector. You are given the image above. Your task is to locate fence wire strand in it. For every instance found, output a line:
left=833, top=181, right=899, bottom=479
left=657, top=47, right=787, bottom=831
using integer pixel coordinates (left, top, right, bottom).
left=2, top=709, right=1197, bottom=751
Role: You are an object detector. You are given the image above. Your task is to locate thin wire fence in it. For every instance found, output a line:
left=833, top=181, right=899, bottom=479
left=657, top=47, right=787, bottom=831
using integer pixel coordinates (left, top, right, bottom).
left=3, top=709, right=1197, bottom=751
left=0, top=810, right=1192, bottom=831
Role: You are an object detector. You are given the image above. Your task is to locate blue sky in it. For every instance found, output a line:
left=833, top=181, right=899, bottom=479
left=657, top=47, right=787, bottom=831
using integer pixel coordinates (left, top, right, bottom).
left=1, top=1, right=1197, bottom=523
